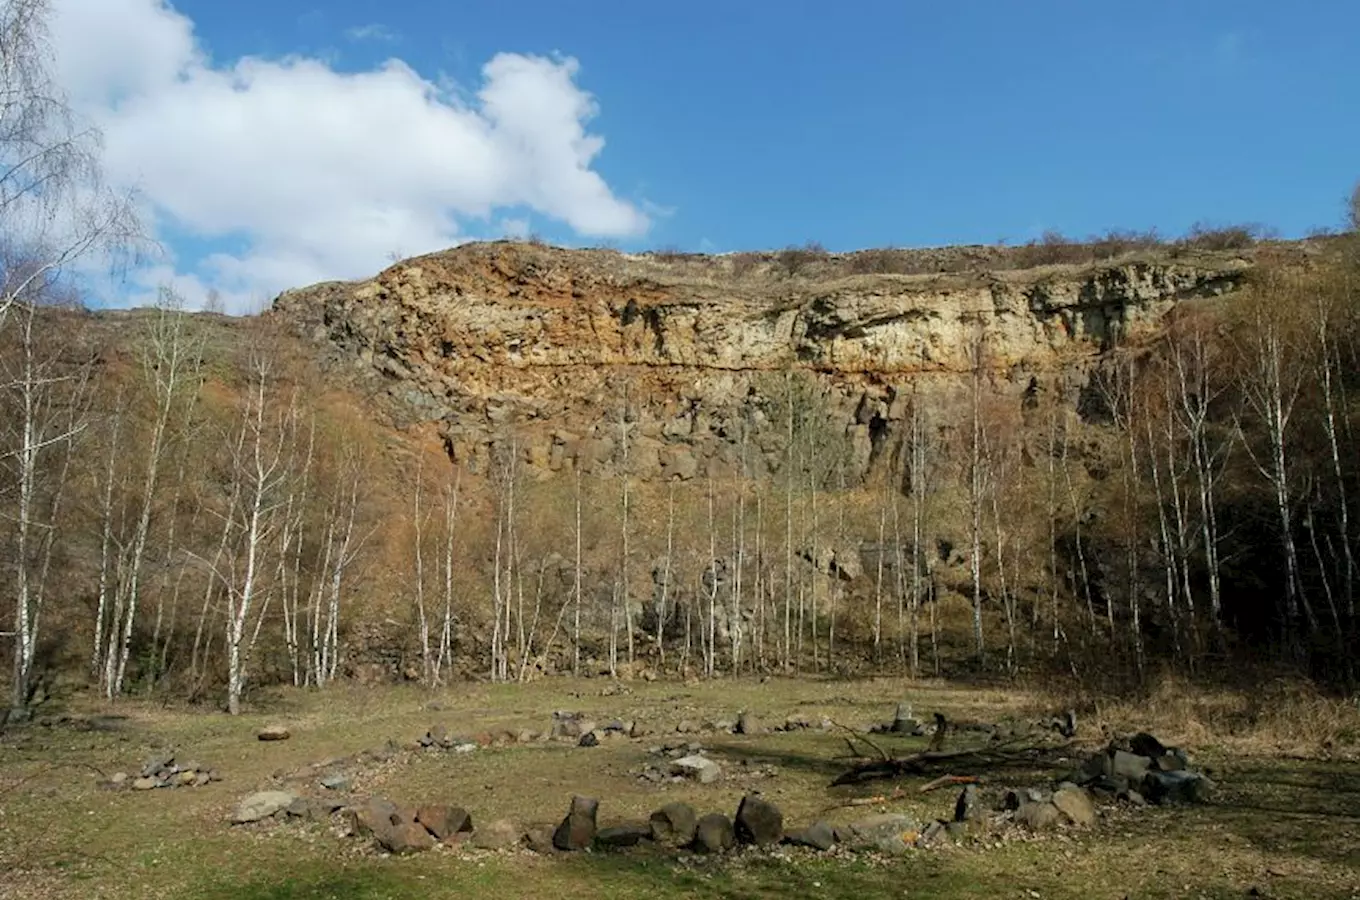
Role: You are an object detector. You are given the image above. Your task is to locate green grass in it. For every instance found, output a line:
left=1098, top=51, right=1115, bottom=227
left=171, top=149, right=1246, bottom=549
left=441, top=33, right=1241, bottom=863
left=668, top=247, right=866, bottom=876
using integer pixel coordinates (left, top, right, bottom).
left=2, top=677, right=1357, bottom=900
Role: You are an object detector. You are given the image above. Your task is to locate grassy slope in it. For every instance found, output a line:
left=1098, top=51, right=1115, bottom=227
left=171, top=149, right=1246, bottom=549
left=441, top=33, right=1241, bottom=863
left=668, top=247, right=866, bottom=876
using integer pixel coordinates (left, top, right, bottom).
left=1, top=678, right=1356, bottom=900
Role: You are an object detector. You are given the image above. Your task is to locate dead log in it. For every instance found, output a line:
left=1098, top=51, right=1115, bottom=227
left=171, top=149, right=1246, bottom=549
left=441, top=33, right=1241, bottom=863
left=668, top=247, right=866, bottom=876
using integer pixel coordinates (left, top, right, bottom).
left=830, top=739, right=1073, bottom=787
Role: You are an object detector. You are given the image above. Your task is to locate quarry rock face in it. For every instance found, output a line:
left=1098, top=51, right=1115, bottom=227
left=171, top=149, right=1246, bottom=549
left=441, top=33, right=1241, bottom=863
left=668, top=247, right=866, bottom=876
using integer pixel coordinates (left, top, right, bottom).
left=271, top=242, right=1251, bottom=485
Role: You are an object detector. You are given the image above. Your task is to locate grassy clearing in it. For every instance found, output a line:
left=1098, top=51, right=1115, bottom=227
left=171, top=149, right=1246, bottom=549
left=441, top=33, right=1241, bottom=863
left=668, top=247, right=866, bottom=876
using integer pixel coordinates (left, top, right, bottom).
left=1, top=677, right=1357, bottom=900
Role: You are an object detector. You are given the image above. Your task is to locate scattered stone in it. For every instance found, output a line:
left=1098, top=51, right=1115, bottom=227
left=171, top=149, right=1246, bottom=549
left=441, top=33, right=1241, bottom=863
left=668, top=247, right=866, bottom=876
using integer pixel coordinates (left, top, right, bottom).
left=193, top=772, right=211, bottom=787
left=1155, top=751, right=1188, bottom=772
left=517, top=729, right=539, bottom=744
left=734, top=794, right=783, bottom=845
left=231, top=790, right=298, bottom=824
left=320, top=773, right=350, bottom=791
left=416, top=805, right=472, bottom=841
left=736, top=711, right=765, bottom=735
left=954, top=784, right=980, bottom=822
left=784, top=821, right=836, bottom=851
left=523, top=824, right=557, bottom=854
left=671, top=754, right=721, bottom=784
left=1129, top=732, right=1168, bottom=758
left=132, top=777, right=159, bottom=791
left=1143, top=770, right=1214, bottom=805
left=1111, top=750, right=1154, bottom=781
left=141, top=754, right=174, bottom=778
left=650, top=802, right=698, bottom=846
left=1119, top=788, right=1148, bottom=806
left=1052, top=784, right=1097, bottom=826
left=288, top=797, right=342, bottom=822
left=890, top=701, right=919, bottom=734
left=550, top=711, right=585, bottom=740
left=596, top=822, right=653, bottom=849
left=552, top=795, right=599, bottom=851
left=349, top=797, right=401, bottom=837
left=578, top=731, right=599, bottom=748
left=176, top=771, right=198, bottom=787
left=918, top=819, right=950, bottom=847
left=841, top=813, right=918, bottom=850
left=471, top=819, right=523, bottom=850
left=1013, top=801, right=1062, bottom=831
left=691, top=813, right=735, bottom=853
left=379, top=821, right=436, bottom=854
left=257, top=725, right=291, bottom=742
left=109, top=772, right=128, bottom=788
left=1087, top=775, right=1129, bottom=799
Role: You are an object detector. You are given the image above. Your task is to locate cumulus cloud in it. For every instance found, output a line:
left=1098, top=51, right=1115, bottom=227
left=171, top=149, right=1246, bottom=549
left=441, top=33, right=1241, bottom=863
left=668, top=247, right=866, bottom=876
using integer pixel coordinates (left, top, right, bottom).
left=47, top=0, right=649, bottom=312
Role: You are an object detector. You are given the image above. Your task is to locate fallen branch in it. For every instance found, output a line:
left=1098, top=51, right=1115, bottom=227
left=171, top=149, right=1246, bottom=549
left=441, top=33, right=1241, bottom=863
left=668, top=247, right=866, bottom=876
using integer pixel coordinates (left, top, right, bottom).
left=831, top=739, right=1073, bottom=787
left=830, top=719, right=889, bottom=762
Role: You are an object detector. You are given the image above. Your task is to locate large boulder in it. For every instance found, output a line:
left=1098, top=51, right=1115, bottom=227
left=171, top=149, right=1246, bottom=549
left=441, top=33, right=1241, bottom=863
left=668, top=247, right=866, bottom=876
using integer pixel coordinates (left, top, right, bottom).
left=784, top=821, right=836, bottom=851
left=734, top=794, right=783, bottom=845
left=650, top=802, right=698, bottom=846
left=1129, top=732, right=1167, bottom=758
left=348, top=797, right=401, bottom=837
left=1013, top=801, right=1062, bottom=831
left=378, top=822, right=436, bottom=854
left=231, top=791, right=298, bottom=824
left=838, top=813, right=918, bottom=852
left=692, top=813, right=735, bottom=853
left=595, top=822, right=653, bottom=849
left=1143, top=770, right=1214, bottom=805
left=471, top=819, right=524, bottom=850
left=1052, top=784, right=1096, bottom=827
left=671, top=754, right=721, bottom=784
left=552, top=796, right=599, bottom=851
left=735, top=711, right=766, bottom=736
left=416, top=805, right=473, bottom=841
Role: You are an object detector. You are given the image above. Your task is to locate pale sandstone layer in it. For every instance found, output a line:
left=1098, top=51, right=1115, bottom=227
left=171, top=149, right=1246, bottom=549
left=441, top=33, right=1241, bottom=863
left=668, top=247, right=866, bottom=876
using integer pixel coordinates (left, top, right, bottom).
left=271, top=242, right=1252, bottom=482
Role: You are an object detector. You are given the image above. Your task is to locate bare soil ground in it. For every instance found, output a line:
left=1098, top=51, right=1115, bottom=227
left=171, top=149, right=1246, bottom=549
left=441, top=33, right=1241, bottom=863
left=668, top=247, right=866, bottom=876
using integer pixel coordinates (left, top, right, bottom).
left=1, top=677, right=1357, bottom=900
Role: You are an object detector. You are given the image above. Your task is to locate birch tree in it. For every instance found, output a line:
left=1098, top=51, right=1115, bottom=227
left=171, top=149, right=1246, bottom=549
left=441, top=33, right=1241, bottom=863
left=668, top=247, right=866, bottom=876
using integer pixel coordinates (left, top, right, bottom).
left=1, top=0, right=138, bottom=718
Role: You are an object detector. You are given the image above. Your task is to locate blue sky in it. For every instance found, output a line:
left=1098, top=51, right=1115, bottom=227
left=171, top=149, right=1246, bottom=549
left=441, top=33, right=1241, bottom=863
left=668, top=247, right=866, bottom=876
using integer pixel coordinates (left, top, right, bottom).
left=50, top=0, right=1360, bottom=308
left=183, top=0, right=1359, bottom=249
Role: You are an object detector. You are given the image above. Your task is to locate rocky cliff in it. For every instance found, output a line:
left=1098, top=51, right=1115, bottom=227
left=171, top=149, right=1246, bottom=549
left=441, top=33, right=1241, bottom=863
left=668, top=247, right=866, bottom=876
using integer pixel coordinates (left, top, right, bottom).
left=270, top=242, right=1253, bottom=483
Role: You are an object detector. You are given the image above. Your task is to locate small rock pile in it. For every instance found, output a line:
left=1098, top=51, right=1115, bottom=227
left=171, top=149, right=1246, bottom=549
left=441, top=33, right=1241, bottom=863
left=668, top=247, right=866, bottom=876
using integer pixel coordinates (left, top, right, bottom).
left=1065, top=732, right=1214, bottom=806
left=550, top=711, right=647, bottom=745
left=414, top=725, right=480, bottom=753
left=107, top=753, right=220, bottom=791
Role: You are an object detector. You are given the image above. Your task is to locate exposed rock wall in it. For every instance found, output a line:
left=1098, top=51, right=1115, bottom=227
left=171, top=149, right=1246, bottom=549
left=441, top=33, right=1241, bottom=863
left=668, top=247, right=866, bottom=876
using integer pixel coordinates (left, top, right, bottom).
left=271, top=242, right=1251, bottom=483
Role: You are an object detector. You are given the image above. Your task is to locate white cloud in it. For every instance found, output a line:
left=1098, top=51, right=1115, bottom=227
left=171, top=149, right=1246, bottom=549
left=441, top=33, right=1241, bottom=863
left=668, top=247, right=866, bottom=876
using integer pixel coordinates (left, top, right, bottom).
left=47, top=0, right=650, bottom=313
left=345, top=23, right=399, bottom=43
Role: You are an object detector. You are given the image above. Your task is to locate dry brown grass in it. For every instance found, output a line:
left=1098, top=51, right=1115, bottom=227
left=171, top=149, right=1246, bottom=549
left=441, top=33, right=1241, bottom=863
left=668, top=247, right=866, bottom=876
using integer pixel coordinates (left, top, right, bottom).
left=1041, top=672, right=1360, bottom=758
left=3, top=677, right=1358, bottom=900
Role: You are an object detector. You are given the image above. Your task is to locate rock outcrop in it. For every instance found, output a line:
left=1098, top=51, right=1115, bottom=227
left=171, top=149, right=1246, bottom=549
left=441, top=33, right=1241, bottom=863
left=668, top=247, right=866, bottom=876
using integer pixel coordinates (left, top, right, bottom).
left=271, top=241, right=1252, bottom=484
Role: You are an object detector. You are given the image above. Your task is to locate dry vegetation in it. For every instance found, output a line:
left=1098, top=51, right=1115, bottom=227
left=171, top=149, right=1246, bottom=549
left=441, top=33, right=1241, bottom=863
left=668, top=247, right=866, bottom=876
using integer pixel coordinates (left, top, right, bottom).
left=0, top=676, right=1356, bottom=900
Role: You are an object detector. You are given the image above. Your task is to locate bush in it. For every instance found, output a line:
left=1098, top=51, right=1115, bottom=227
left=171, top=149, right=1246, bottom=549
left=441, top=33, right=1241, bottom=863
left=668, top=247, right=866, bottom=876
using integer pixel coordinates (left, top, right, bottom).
left=1179, top=222, right=1260, bottom=251
left=1089, top=228, right=1163, bottom=260
left=776, top=241, right=828, bottom=277
left=650, top=246, right=701, bottom=264
left=730, top=252, right=763, bottom=278
left=1013, top=230, right=1091, bottom=268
